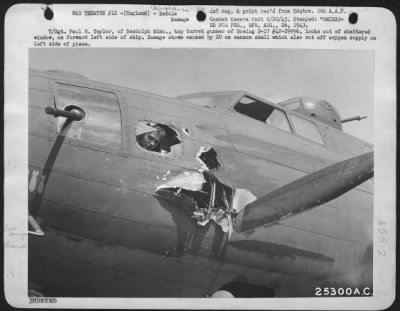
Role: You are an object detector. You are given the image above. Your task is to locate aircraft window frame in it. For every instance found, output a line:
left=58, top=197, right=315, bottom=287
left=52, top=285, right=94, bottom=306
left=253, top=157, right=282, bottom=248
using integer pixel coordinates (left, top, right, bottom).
left=135, top=120, right=183, bottom=159
left=288, top=113, right=325, bottom=145
left=279, top=98, right=302, bottom=110
left=233, top=96, right=293, bottom=134
left=49, top=81, right=129, bottom=155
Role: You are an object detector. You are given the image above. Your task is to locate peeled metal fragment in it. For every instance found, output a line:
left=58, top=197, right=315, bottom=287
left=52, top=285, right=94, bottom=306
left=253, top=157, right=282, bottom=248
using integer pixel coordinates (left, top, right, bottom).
left=156, top=171, right=206, bottom=192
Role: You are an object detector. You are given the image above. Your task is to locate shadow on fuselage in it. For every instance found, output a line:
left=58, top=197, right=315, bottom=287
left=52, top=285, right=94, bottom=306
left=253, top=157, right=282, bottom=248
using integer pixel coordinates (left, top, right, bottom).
left=154, top=189, right=228, bottom=260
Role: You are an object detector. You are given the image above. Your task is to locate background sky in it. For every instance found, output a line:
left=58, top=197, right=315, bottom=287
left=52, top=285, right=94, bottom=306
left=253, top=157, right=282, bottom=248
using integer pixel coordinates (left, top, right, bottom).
left=30, top=48, right=374, bottom=143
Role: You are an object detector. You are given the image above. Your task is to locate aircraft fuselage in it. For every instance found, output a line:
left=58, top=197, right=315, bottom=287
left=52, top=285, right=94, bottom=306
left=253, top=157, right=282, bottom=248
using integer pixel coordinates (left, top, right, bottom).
left=28, top=69, right=373, bottom=297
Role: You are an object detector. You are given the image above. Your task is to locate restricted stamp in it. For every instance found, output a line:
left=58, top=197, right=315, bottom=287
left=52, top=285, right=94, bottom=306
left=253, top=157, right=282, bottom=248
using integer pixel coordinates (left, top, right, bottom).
left=4, top=4, right=396, bottom=310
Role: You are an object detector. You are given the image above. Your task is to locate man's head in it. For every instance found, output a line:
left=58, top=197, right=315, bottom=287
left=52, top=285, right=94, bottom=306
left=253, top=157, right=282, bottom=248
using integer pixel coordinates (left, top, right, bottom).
left=139, top=125, right=166, bottom=151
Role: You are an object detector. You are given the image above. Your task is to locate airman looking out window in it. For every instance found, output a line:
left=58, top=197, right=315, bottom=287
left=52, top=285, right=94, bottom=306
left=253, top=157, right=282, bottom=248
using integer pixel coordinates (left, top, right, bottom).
left=136, top=122, right=181, bottom=154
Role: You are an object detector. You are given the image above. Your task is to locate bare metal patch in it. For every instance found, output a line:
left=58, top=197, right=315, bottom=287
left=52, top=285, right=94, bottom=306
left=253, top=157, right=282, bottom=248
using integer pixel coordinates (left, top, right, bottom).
left=156, top=171, right=206, bottom=192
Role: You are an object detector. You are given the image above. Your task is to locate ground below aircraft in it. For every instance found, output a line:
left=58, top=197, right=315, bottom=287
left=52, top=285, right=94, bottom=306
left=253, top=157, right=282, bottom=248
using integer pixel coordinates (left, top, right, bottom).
left=28, top=69, right=373, bottom=297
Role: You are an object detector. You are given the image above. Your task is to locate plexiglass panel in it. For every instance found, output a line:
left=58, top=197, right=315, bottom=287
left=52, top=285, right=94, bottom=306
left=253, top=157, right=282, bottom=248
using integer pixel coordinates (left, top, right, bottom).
left=290, top=114, right=324, bottom=144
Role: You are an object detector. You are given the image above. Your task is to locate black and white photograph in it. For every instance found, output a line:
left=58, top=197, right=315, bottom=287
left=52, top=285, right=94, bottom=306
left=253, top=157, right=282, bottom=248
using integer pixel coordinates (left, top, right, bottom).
left=27, top=48, right=374, bottom=298
left=4, top=4, right=396, bottom=309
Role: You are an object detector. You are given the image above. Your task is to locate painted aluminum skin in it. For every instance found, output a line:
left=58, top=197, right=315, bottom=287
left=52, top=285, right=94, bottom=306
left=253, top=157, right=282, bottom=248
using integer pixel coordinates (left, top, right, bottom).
left=28, top=69, right=373, bottom=297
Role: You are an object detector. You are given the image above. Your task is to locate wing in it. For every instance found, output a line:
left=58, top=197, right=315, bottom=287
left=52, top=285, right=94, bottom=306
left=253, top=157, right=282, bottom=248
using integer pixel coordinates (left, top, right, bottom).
left=234, top=151, right=373, bottom=232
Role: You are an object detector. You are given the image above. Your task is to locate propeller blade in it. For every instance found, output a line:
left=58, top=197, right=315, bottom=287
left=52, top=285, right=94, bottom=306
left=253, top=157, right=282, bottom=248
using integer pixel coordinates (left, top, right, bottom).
left=234, top=152, right=373, bottom=233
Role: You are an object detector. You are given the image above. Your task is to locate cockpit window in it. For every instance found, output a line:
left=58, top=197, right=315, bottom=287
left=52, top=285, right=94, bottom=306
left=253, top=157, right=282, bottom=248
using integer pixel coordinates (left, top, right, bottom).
left=289, top=114, right=324, bottom=144
left=234, top=96, right=292, bottom=133
left=279, top=97, right=301, bottom=110
left=135, top=121, right=182, bottom=156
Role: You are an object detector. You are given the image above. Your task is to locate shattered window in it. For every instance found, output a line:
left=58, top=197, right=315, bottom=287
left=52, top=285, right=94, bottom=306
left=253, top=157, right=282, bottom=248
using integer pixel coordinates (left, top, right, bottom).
left=135, top=121, right=182, bottom=156
left=234, top=96, right=292, bottom=133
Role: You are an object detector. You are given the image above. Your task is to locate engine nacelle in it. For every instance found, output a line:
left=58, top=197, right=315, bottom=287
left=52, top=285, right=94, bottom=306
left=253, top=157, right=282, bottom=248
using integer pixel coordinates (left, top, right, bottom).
left=279, top=97, right=342, bottom=131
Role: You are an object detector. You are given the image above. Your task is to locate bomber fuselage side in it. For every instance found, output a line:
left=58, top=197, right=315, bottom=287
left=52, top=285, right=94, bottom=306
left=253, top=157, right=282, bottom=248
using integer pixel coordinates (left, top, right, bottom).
left=28, top=69, right=373, bottom=297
